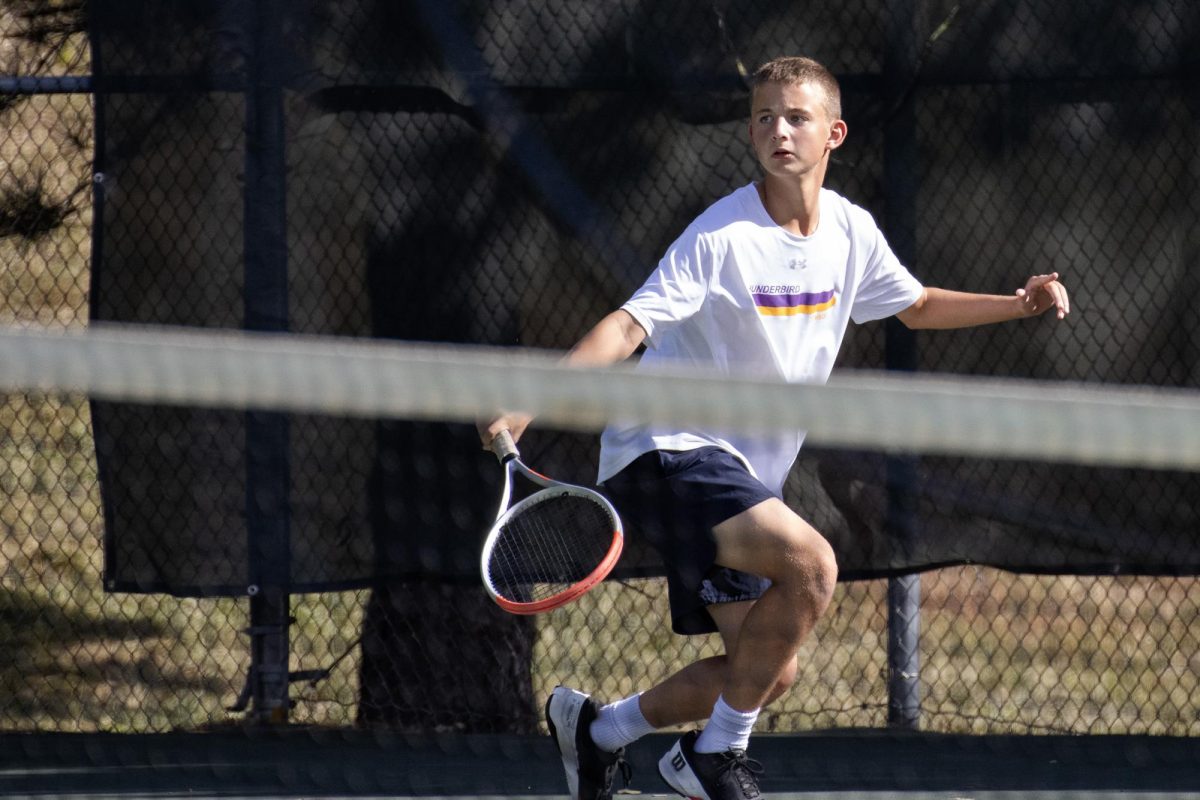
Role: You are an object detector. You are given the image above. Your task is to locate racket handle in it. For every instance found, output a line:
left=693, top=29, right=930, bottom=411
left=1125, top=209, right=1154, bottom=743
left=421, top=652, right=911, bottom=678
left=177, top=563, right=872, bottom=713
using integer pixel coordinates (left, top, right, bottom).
left=490, top=429, right=519, bottom=463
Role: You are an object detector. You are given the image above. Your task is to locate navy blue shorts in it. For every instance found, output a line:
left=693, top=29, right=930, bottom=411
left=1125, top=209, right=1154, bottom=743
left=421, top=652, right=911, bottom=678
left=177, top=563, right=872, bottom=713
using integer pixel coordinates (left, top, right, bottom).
left=601, top=447, right=777, bottom=635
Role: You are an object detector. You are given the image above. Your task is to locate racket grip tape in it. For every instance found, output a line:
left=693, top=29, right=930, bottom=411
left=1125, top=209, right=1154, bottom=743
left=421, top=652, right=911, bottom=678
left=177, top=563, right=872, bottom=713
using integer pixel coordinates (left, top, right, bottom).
left=490, top=429, right=519, bottom=463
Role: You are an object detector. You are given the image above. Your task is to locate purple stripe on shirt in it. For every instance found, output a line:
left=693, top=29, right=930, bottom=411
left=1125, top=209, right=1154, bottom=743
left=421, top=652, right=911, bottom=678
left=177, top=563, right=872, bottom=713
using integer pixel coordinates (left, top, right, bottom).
left=752, top=288, right=836, bottom=308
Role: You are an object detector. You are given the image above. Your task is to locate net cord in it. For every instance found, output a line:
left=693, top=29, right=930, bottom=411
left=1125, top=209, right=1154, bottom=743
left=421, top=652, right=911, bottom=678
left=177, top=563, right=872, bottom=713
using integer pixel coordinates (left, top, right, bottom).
left=1, top=323, right=1197, bottom=470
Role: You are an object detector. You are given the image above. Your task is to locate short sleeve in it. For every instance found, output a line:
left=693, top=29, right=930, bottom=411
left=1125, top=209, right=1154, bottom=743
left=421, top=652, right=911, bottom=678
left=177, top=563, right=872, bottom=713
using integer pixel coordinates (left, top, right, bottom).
left=849, top=221, right=924, bottom=324
left=621, top=224, right=713, bottom=345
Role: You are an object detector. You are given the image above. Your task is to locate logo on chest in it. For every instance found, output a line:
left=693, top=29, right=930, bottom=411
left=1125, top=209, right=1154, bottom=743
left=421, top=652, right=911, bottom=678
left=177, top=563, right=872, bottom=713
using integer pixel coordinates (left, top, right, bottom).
left=749, top=284, right=837, bottom=317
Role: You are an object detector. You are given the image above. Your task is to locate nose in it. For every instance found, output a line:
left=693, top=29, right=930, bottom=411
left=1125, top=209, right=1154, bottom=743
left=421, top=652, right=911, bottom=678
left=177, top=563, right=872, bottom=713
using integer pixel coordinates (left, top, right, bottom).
left=770, top=117, right=788, bottom=141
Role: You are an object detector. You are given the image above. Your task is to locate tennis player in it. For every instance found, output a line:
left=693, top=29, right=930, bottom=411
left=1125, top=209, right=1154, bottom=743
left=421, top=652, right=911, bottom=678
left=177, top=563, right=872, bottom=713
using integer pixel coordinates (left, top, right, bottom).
left=480, top=55, right=1069, bottom=800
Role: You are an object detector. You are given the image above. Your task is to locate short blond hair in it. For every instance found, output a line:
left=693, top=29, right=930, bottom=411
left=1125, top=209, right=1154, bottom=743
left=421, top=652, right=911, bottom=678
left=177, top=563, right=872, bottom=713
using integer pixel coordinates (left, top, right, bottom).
left=751, top=56, right=842, bottom=121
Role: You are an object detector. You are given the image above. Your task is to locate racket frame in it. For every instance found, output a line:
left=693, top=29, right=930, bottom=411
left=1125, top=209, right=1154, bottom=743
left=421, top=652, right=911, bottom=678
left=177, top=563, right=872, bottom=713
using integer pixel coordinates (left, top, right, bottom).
left=481, top=431, right=623, bottom=614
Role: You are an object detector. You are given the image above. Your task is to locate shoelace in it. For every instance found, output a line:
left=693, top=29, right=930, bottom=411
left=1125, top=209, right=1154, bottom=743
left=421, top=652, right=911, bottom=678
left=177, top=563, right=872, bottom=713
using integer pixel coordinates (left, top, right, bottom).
left=599, top=750, right=633, bottom=796
left=716, top=750, right=764, bottom=798
left=616, top=757, right=634, bottom=789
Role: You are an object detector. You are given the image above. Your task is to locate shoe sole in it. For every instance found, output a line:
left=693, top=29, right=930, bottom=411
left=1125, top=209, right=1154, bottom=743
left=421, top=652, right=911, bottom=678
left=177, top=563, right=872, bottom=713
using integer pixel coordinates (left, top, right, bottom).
left=546, top=686, right=589, bottom=800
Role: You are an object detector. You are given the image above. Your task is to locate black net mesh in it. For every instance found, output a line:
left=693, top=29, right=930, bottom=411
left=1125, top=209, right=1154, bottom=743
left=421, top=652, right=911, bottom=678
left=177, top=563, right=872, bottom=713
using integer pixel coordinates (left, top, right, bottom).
left=1, top=0, right=1198, bottom=737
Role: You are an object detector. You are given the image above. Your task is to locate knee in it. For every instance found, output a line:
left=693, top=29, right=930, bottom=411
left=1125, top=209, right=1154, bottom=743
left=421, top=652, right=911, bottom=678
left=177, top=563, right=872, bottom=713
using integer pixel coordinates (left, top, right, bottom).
left=788, top=531, right=838, bottom=611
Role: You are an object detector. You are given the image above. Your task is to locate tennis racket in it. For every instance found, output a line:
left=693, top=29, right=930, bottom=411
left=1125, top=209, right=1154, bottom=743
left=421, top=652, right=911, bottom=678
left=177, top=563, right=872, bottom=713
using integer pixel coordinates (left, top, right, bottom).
left=481, top=430, right=624, bottom=614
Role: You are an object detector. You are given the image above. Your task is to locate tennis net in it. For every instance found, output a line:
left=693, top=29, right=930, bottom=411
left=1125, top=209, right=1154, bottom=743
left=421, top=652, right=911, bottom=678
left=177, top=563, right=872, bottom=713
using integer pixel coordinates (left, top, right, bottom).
left=4, top=322, right=1198, bottom=468
left=1, top=321, right=1198, bottom=738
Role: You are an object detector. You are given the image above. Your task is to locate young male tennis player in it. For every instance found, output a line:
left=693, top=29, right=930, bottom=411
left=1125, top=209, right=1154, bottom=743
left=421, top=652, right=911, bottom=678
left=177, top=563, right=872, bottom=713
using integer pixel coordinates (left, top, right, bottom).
left=480, top=55, right=1069, bottom=800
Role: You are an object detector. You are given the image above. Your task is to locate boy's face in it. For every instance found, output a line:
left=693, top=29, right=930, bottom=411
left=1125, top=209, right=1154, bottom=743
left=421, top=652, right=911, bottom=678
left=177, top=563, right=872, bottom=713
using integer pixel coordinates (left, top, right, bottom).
left=748, top=80, right=845, bottom=179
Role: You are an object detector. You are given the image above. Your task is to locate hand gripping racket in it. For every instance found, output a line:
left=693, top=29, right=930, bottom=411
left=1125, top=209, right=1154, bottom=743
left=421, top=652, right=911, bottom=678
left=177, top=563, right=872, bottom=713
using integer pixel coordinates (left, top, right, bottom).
left=481, top=430, right=624, bottom=614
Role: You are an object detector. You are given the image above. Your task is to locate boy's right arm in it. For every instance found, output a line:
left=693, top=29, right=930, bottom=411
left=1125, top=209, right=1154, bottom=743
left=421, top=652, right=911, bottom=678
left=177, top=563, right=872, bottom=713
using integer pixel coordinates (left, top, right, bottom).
left=563, top=308, right=648, bottom=368
left=477, top=309, right=648, bottom=448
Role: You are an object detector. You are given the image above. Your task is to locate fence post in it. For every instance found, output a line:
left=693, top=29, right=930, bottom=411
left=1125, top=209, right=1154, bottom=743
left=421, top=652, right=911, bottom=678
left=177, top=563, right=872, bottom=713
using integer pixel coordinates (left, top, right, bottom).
left=883, top=0, right=922, bottom=730
left=242, top=0, right=292, bottom=724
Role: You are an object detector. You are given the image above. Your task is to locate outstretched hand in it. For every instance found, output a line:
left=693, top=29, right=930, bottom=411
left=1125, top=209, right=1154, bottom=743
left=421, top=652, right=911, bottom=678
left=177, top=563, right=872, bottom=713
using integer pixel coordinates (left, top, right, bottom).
left=1016, top=272, right=1070, bottom=320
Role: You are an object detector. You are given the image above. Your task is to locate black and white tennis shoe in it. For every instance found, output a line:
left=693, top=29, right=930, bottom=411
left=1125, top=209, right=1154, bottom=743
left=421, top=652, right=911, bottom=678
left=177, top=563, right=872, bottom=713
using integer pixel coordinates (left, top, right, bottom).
left=545, top=686, right=630, bottom=800
left=658, top=729, right=764, bottom=800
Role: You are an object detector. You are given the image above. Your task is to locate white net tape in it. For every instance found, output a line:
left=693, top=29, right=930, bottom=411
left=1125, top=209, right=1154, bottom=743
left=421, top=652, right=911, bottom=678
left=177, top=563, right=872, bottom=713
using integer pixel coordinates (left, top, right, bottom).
left=2, top=323, right=1198, bottom=469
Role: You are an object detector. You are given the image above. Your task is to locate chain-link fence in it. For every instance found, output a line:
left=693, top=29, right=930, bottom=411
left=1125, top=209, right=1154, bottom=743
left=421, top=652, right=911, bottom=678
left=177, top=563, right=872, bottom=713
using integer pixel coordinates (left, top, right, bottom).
left=1, top=0, right=1199, bottom=737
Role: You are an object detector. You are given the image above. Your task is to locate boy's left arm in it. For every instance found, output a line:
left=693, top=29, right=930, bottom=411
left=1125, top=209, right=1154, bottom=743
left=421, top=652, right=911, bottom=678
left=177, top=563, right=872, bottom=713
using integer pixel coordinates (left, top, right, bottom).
left=895, top=272, right=1070, bottom=330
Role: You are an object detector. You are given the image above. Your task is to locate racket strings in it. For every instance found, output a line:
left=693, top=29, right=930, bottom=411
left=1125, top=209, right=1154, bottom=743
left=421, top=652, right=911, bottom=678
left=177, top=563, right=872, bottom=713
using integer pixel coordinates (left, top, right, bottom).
left=489, top=492, right=616, bottom=603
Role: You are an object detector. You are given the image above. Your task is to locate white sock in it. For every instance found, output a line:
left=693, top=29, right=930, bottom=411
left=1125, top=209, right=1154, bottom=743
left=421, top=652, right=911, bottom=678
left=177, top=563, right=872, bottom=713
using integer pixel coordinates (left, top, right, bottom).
left=589, top=692, right=655, bottom=752
left=694, top=695, right=758, bottom=754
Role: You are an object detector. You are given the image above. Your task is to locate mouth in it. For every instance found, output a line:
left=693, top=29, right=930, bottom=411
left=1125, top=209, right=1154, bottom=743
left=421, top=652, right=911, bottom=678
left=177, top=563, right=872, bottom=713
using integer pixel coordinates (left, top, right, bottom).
left=771, top=149, right=793, bottom=158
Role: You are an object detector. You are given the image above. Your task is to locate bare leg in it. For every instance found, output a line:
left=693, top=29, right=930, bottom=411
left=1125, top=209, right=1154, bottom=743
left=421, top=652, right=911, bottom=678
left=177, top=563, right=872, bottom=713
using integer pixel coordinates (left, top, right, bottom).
left=638, top=601, right=800, bottom=728
left=639, top=498, right=834, bottom=723
left=711, top=498, right=836, bottom=711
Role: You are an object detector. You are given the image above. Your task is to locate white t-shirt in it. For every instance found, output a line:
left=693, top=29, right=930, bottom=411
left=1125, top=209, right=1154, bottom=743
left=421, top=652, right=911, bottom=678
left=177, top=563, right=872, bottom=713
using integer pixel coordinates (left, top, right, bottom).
left=598, top=183, right=924, bottom=494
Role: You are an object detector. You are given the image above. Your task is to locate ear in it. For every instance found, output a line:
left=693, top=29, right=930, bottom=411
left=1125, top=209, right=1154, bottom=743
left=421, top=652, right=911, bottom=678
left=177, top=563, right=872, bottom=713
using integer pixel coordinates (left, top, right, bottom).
left=827, top=119, right=848, bottom=151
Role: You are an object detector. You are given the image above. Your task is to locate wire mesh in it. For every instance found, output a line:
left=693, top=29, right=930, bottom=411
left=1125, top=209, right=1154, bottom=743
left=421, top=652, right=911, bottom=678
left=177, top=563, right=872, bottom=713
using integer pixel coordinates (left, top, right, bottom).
left=2, top=0, right=1199, bottom=740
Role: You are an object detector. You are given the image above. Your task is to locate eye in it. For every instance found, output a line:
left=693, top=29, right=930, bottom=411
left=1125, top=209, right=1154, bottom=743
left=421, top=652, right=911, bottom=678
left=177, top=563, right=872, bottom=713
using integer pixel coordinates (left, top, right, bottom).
left=758, top=114, right=772, bottom=124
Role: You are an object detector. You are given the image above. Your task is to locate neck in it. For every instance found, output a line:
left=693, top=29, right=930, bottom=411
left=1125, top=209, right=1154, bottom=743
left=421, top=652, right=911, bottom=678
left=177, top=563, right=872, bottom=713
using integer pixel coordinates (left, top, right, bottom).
left=757, top=170, right=825, bottom=236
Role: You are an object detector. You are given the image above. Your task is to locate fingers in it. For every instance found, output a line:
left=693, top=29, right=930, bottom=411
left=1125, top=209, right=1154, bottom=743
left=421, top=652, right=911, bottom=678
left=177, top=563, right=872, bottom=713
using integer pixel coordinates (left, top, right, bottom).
left=476, top=417, right=507, bottom=450
left=1017, top=272, right=1070, bottom=320
left=1047, top=279, right=1070, bottom=319
left=476, top=413, right=533, bottom=450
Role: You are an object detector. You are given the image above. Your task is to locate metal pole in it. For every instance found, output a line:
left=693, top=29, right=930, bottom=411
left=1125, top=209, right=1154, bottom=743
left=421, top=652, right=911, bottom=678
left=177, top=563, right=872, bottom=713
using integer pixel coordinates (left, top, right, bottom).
left=242, top=0, right=292, bottom=725
left=883, top=0, right=922, bottom=730
left=886, top=572, right=921, bottom=728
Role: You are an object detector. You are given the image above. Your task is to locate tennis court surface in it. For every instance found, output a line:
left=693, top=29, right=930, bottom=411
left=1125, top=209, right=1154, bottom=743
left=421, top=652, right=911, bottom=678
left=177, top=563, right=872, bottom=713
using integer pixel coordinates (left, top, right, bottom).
left=2, top=728, right=1198, bottom=799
